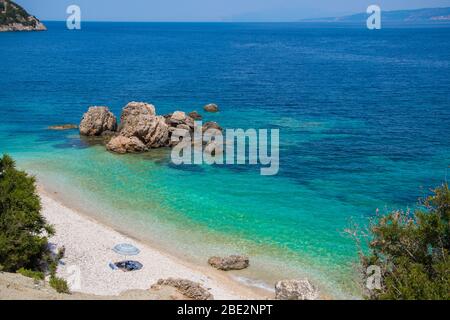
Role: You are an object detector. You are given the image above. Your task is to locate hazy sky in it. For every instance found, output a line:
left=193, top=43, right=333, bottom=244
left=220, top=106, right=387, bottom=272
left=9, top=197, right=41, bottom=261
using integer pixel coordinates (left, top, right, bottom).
left=15, top=0, right=450, bottom=22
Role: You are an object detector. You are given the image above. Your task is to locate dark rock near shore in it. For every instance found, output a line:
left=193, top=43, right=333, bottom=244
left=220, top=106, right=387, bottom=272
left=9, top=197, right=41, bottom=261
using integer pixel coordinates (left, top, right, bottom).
left=208, top=255, right=249, bottom=271
left=79, top=106, right=117, bottom=136
left=154, top=278, right=214, bottom=300
left=274, top=279, right=318, bottom=300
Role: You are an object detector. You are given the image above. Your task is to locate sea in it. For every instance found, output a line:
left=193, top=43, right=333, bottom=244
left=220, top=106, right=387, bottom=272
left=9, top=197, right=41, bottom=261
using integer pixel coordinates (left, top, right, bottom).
left=1, top=22, right=449, bottom=298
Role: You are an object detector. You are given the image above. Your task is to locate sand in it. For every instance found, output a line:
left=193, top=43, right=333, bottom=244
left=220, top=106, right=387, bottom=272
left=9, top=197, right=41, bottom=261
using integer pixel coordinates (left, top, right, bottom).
left=39, top=190, right=268, bottom=300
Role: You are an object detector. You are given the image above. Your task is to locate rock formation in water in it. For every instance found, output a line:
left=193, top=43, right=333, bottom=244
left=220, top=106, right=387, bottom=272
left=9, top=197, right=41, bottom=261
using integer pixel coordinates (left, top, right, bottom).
left=203, top=103, right=219, bottom=113
left=79, top=106, right=117, bottom=136
left=79, top=101, right=222, bottom=154
left=208, top=255, right=250, bottom=271
left=274, top=279, right=319, bottom=300
left=0, top=1, right=46, bottom=32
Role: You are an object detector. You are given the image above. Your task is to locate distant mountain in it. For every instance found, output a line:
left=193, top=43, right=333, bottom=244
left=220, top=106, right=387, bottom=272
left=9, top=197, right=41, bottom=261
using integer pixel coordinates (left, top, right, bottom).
left=302, top=7, right=450, bottom=24
left=0, top=0, right=46, bottom=32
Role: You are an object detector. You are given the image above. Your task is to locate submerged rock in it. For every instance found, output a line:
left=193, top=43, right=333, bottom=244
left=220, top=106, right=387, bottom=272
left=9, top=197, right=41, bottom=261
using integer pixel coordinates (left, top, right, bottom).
left=47, top=124, right=78, bottom=130
left=79, top=106, right=117, bottom=136
left=155, top=278, right=213, bottom=300
left=208, top=255, right=249, bottom=271
left=274, top=279, right=318, bottom=300
left=203, top=103, right=219, bottom=113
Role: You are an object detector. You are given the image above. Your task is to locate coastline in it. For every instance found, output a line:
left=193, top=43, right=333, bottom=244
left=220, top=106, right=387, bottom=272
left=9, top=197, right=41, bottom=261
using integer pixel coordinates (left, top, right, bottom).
left=38, top=186, right=271, bottom=300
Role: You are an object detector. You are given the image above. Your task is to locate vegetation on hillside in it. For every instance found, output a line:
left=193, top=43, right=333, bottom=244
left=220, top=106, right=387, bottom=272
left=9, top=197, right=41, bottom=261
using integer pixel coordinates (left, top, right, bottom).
left=353, top=184, right=450, bottom=300
left=0, top=0, right=38, bottom=27
left=0, top=154, right=70, bottom=294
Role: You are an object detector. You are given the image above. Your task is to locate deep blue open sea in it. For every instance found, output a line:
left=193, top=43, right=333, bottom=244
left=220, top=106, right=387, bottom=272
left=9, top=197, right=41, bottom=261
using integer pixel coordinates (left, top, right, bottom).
left=1, top=22, right=449, bottom=298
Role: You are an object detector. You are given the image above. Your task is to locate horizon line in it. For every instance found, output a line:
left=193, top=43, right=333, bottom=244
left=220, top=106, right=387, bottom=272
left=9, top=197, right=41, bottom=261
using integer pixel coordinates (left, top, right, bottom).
left=37, top=5, right=450, bottom=24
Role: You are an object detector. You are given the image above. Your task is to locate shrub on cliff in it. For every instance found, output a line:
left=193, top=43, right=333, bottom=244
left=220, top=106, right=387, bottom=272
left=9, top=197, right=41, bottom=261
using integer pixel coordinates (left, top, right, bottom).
left=49, top=276, right=70, bottom=294
left=0, top=154, right=54, bottom=272
left=356, top=184, right=450, bottom=300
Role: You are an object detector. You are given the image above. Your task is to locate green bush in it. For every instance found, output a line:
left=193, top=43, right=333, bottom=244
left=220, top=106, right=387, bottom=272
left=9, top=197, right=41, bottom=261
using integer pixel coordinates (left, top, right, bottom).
left=17, top=267, right=45, bottom=281
left=49, top=276, right=70, bottom=294
left=358, top=184, right=450, bottom=300
left=0, top=154, right=54, bottom=272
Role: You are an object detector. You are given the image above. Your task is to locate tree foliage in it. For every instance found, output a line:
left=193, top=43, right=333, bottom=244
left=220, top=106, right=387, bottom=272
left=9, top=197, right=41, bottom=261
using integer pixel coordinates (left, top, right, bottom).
left=359, top=184, right=450, bottom=300
left=0, top=1, right=36, bottom=27
left=0, top=154, right=54, bottom=272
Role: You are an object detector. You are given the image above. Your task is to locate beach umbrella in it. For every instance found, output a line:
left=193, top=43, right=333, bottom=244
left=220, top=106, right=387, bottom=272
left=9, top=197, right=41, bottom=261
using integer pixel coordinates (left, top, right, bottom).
left=113, top=243, right=140, bottom=257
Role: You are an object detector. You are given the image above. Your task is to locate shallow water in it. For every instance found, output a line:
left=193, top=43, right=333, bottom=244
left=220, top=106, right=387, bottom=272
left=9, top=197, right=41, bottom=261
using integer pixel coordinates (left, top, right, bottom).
left=1, top=22, right=449, bottom=298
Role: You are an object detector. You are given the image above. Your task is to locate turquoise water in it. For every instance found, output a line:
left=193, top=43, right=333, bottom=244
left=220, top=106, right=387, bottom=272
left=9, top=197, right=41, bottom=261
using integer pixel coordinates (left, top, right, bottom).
left=1, top=22, right=450, bottom=298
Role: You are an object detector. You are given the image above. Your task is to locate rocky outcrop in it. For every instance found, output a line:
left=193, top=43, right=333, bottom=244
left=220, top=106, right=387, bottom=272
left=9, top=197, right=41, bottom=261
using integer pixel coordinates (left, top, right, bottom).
left=79, top=106, right=117, bottom=136
left=274, top=279, right=319, bottom=300
left=208, top=255, right=249, bottom=271
left=78, top=102, right=223, bottom=154
left=166, top=111, right=195, bottom=129
left=154, top=278, right=214, bottom=300
left=119, top=102, right=156, bottom=126
left=203, top=103, right=219, bottom=113
left=105, top=102, right=169, bottom=153
left=0, top=1, right=46, bottom=32
left=188, top=111, right=202, bottom=120
left=164, top=111, right=199, bottom=147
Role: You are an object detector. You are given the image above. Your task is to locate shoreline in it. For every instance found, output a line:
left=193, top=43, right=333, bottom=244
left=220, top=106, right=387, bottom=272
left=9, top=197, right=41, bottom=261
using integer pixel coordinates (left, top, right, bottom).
left=38, top=186, right=271, bottom=299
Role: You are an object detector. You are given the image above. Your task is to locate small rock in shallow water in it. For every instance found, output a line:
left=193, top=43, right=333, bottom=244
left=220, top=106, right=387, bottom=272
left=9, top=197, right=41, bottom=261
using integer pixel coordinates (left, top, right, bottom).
left=203, top=103, right=219, bottom=113
left=47, top=124, right=78, bottom=130
left=208, top=255, right=249, bottom=271
left=274, top=279, right=319, bottom=300
left=106, top=135, right=146, bottom=154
